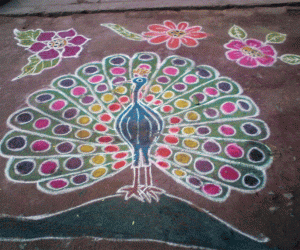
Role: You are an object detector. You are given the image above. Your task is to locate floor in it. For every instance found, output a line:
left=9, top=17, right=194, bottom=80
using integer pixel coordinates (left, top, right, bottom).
left=0, top=2, right=299, bottom=250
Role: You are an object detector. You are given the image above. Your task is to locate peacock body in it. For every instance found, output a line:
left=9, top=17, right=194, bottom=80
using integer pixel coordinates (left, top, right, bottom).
left=0, top=52, right=272, bottom=203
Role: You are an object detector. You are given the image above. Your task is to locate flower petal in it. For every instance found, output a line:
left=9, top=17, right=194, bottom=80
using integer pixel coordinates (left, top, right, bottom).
left=142, top=31, right=163, bottom=37
left=62, top=46, right=81, bottom=57
left=259, top=45, right=276, bottom=56
left=185, top=26, right=202, bottom=33
left=38, top=49, right=60, bottom=60
left=164, top=20, right=176, bottom=30
left=257, top=56, right=276, bottom=66
left=181, top=37, right=198, bottom=47
left=58, top=29, right=76, bottom=38
left=225, top=50, right=244, bottom=60
left=238, top=56, right=258, bottom=68
left=68, top=35, right=88, bottom=46
left=245, top=39, right=262, bottom=48
left=177, top=22, right=188, bottom=30
left=167, top=37, right=180, bottom=50
left=29, top=42, right=47, bottom=53
left=37, top=32, right=55, bottom=42
left=224, top=40, right=245, bottom=49
left=148, top=24, right=169, bottom=32
left=148, top=35, right=170, bottom=44
left=187, top=32, right=207, bottom=39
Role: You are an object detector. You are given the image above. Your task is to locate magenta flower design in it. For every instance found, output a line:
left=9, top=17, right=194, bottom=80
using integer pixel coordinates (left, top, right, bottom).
left=224, top=39, right=277, bottom=68
left=13, top=28, right=90, bottom=80
left=28, top=29, right=89, bottom=60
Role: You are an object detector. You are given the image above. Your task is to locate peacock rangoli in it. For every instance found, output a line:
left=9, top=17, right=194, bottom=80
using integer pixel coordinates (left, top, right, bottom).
left=0, top=52, right=273, bottom=203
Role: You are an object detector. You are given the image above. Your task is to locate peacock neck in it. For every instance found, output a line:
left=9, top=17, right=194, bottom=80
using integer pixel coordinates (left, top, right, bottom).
left=133, top=86, right=142, bottom=104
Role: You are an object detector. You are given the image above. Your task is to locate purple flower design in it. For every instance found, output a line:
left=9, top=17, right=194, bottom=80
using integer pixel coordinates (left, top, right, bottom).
left=28, top=28, right=89, bottom=60
left=224, top=39, right=277, bottom=68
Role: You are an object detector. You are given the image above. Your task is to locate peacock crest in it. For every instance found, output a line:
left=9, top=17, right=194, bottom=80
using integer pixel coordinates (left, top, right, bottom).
left=0, top=52, right=272, bottom=203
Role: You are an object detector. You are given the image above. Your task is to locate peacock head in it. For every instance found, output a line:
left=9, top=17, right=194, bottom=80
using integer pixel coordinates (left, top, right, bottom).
left=132, top=77, right=148, bottom=90
left=132, top=67, right=150, bottom=91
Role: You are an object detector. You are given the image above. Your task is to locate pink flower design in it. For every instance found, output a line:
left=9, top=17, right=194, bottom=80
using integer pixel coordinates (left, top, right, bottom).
left=224, top=39, right=277, bottom=68
left=28, top=28, right=89, bottom=60
left=142, top=20, right=207, bottom=50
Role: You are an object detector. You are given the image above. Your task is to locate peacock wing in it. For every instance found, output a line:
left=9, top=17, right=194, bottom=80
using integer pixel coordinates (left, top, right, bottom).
left=149, top=59, right=272, bottom=202
left=0, top=63, right=133, bottom=194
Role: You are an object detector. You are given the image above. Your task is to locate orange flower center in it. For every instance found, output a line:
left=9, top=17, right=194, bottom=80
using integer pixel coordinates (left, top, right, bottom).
left=48, top=38, right=67, bottom=49
left=167, top=30, right=186, bottom=38
left=241, top=46, right=264, bottom=58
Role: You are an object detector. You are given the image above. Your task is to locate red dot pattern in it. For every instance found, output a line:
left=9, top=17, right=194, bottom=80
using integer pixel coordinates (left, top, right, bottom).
left=219, top=166, right=240, bottom=181
left=32, top=140, right=50, bottom=152
left=162, top=105, right=173, bottom=113
left=113, top=152, right=128, bottom=159
left=202, top=184, right=222, bottom=196
left=219, top=125, right=235, bottom=136
left=34, top=119, right=50, bottom=129
left=104, top=145, right=119, bottom=152
left=49, top=179, right=68, bottom=189
left=169, top=127, right=180, bottom=134
left=108, top=103, right=121, bottom=112
left=119, top=96, right=130, bottom=104
left=156, top=146, right=172, bottom=158
left=153, top=100, right=163, bottom=105
left=169, top=117, right=182, bottom=124
left=164, top=135, right=179, bottom=145
left=226, top=143, right=244, bottom=158
left=100, top=113, right=112, bottom=123
left=94, top=124, right=108, bottom=132
left=221, top=102, right=237, bottom=114
left=205, top=87, right=219, bottom=96
left=113, top=161, right=127, bottom=169
left=98, top=136, right=114, bottom=143
left=144, top=95, right=154, bottom=102
left=156, top=161, right=170, bottom=169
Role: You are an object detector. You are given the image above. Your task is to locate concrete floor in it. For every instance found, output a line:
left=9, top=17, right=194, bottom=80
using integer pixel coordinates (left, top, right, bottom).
left=0, top=3, right=299, bottom=250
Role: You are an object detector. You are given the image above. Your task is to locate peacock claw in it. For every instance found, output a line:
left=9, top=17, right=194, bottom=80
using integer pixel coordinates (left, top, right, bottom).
left=142, top=186, right=165, bottom=203
left=117, top=185, right=147, bottom=202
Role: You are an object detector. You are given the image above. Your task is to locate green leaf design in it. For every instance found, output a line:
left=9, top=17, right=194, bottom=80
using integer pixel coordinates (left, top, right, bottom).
left=228, top=25, right=247, bottom=40
left=101, top=23, right=145, bottom=41
left=280, top=54, right=300, bottom=65
left=13, top=55, right=60, bottom=81
left=266, top=32, right=286, bottom=44
left=14, top=29, right=43, bottom=47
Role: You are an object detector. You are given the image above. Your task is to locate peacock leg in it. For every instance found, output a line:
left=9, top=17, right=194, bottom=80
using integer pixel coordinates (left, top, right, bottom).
left=141, top=147, right=165, bottom=202
left=117, top=148, right=147, bottom=202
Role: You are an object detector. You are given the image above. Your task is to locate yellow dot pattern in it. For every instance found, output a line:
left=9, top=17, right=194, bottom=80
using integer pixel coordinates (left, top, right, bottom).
left=91, top=155, right=106, bottom=165
left=162, top=91, right=175, bottom=99
left=182, top=127, right=196, bottom=135
left=92, top=168, right=107, bottom=178
left=79, top=145, right=95, bottom=153
left=76, top=130, right=91, bottom=138
left=114, top=86, right=127, bottom=94
left=175, top=153, right=192, bottom=165
left=89, top=104, right=102, bottom=113
left=174, top=169, right=186, bottom=177
left=175, top=99, right=191, bottom=109
left=185, top=111, right=200, bottom=121
left=78, top=116, right=91, bottom=125
left=150, top=85, right=162, bottom=94
left=183, top=139, right=199, bottom=149
left=102, top=93, right=114, bottom=103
